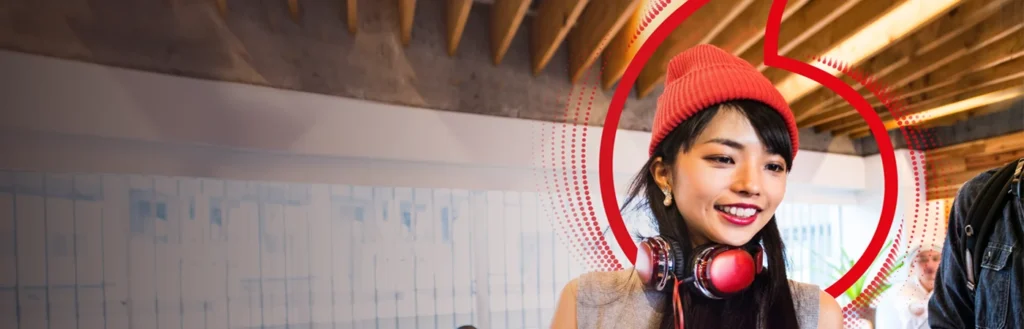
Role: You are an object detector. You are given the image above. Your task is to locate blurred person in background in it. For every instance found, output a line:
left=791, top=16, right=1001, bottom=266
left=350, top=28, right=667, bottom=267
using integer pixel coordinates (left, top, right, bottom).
left=548, top=44, right=843, bottom=329
left=875, top=244, right=942, bottom=329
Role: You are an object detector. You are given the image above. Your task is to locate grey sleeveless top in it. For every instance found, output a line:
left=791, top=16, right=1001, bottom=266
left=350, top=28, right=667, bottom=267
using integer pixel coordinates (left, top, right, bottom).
left=573, top=269, right=820, bottom=329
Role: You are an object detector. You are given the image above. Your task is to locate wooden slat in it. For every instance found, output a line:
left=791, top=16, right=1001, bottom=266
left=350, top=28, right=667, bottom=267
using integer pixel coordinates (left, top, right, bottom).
left=215, top=0, right=227, bottom=16
left=809, top=20, right=1024, bottom=131
left=399, top=0, right=417, bottom=46
left=635, top=0, right=753, bottom=98
left=288, top=0, right=300, bottom=21
left=820, top=47, right=1024, bottom=135
left=446, top=0, right=474, bottom=56
left=490, top=0, right=531, bottom=65
left=346, top=0, right=358, bottom=34
left=926, top=131, right=1024, bottom=160
left=738, top=0, right=867, bottom=69
left=792, top=0, right=1012, bottom=122
left=842, top=80, right=1024, bottom=137
left=600, top=0, right=645, bottom=90
left=567, top=0, right=642, bottom=84
left=531, top=0, right=590, bottom=75
left=706, top=0, right=811, bottom=55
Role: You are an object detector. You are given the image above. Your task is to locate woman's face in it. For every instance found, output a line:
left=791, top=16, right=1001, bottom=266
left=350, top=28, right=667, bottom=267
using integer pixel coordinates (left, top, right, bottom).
left=916, top=249, right=941, bottom=290
left=652, top=107, right=789, bottom=247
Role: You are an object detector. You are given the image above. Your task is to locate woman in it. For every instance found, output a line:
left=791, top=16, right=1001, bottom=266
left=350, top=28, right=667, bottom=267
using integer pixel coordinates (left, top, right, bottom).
left=874, top=244, right=942, bottom=329
left=549, top=44, right=843, bottom=329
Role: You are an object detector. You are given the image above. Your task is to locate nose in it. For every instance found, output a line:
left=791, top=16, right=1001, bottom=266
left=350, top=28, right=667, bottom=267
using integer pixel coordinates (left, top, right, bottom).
left=731, top=161, right=762, bottom=196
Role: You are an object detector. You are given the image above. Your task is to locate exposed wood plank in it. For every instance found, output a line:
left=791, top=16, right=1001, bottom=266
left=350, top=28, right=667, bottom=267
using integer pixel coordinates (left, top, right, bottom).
left=215, top=0, right=227, bottom=17
left=706, top=0, right=810, bottom=55
left=446, top=0, right=473, bottom=56
left=567, top=0, right=642, bottom=84
left=839, top=71, right=1024, bottom=136
left=919, top=98, right=1020, bottom=128
left=490, top=0, right=531, bottom=65
left=531, top=0, right=590, bottom=75
left=346, top=0, right=358, bottom=34
left=792, top=0, right=1011, bottom=122
left=601, top=0, right=646, bottom=90
left=399, top=0, right=417, bottom=46
left=773, top=0, right=964, bottom=104
left=635, top=0, right=753, bottom=98
left=833, top=76, right=1024, bottom=136
left=288, top=0, right=300, bottom=21
left=725, top=0, right=813, bottom=56
left=816, top=38, right=1024, bottom=134
left=926, top=133, right=1024, bottom=163
left=812, top=22, right=1023, bottom=125
left=738, top=0, right=867, bottom=69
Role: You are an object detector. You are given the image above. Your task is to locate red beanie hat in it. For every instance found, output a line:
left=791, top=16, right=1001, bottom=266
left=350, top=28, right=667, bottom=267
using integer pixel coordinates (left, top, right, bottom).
left=649, top=44, right=799, bottom=157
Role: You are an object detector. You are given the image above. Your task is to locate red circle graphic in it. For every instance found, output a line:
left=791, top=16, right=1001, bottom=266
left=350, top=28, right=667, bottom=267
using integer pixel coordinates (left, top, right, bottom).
left=597, top=0, right=901, bottom=298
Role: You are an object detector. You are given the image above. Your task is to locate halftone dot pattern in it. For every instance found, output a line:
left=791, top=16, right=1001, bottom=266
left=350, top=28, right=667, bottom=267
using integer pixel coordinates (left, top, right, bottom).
left=532, top=52, right=621, bottom=273
left=534, top=0, right=680, bottom=275
left=812, top=56, right=944, bottom=327
left=543, top=1, right=912, bottom=326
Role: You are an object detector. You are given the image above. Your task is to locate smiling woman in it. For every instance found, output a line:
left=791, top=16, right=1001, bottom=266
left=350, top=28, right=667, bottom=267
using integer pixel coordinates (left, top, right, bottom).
left=549, top=44, right=843, bottom=329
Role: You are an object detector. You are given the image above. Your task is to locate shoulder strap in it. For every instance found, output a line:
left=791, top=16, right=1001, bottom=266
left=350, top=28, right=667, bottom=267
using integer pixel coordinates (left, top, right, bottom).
left=963, top=157, right=1024, bottom=291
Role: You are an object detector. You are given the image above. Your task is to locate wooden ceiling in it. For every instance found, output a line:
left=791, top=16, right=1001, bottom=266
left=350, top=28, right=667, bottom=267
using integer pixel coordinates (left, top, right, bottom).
left=289, top=0, right=1024, bottom=138
left=926, top=130, right=1024, bottom=201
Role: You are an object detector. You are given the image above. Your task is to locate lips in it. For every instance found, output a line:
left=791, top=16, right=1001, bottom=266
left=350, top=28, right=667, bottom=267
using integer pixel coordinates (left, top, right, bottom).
left=714, top=204, right=762, bottom=226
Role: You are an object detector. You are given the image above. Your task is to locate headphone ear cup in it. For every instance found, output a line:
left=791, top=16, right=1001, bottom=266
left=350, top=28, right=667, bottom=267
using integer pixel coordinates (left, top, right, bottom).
left=636, top=239, right=657, bottom=286
left=692, top=245, right=758, bottom=299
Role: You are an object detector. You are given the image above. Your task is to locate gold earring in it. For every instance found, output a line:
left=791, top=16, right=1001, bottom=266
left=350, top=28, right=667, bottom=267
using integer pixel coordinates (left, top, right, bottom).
left=662, top=188, right=673, bottom=207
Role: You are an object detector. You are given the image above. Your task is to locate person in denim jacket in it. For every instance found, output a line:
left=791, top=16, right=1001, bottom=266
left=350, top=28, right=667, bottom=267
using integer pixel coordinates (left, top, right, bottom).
left=928, top=168, right=1024, bottom=329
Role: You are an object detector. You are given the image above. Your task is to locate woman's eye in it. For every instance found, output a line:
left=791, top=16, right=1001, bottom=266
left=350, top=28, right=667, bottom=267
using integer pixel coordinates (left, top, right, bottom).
left=706, top=156, right=734, bottom=164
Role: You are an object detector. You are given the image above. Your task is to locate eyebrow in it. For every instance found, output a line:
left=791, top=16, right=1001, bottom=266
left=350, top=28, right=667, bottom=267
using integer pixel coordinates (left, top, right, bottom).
left=704, top=138, right=745, bottom=151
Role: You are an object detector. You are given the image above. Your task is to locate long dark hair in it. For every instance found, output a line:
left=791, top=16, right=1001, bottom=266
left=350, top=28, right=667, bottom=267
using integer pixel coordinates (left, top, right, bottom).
left=621, top=99, right=801, bottom=329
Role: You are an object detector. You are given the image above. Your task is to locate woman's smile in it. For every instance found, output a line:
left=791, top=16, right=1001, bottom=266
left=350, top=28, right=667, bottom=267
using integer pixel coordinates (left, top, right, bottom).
left=713, top=203, right=763, bottom=226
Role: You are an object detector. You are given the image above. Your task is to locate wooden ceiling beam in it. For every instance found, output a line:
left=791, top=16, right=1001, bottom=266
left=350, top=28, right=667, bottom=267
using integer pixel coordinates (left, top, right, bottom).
left=926, top=131, right=1024, bottom=160
left=531, top=0, right=590, bottom=75
left=398, top=0, right=417, bottom=46
left=215, top=0, right=227, bottom=17
left=919, top=98, right=1020, bottom=128
left=846, top=85, right=1024, bottom=138
left=926, top=132, right=1024, bottom=199
left=635, top=0, right=753, bottom=98
left=719, top=0, right=813, bottom=56
left=826, top=54, right=1024, bottom=135
left=288, top=0, right=300, bottom=21
left=490, top=0, right=531, bottom=65
left=445, top=0, right=473, bottom=56
left=567, top=0, right=642, bottom=84
left=600, top=1, right=644, bottom=90
left=792, top=0, right=1010, bottom=122
left=773, top=0, right=964, bottom=103
left=346, top=0, right=358, bottom=34
left=812, top=29, right=1024, bottom=133
left=738, top=0, right=868, bottom=72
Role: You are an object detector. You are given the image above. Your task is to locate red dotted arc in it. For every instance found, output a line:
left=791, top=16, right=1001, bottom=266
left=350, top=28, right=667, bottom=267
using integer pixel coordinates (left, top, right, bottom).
left=812, top=56, right=943, bottom=325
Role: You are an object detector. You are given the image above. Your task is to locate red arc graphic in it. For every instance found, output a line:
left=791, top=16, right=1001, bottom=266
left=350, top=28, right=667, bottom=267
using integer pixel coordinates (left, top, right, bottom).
left=597, top=0, right=900, bottom=298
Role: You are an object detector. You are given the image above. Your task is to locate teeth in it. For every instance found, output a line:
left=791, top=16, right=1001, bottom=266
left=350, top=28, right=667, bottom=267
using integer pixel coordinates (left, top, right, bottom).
left=719, top=206, right=757, bottom=218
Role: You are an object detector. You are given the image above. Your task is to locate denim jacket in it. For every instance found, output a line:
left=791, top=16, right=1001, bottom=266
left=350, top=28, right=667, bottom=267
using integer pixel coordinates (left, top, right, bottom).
left=929, top=168, right=1024, bottom=329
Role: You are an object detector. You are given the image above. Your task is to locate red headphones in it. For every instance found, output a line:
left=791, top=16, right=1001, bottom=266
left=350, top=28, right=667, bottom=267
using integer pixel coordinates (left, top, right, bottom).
left=635, top=235, right=764, bottom=299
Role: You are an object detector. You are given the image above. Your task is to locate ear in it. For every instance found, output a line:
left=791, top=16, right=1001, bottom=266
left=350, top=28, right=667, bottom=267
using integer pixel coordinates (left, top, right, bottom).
left=649, top=156, right=673, bottom=192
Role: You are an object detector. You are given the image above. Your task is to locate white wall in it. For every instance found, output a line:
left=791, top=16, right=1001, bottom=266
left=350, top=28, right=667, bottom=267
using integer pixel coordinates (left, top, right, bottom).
left=0, top=49, right=866, bottom=203
left=0, top=50, right=926, bottom=315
